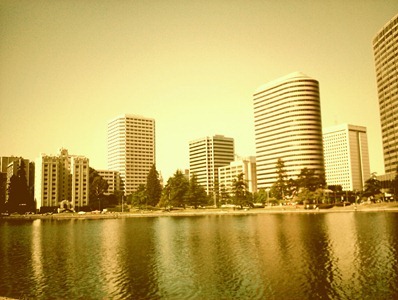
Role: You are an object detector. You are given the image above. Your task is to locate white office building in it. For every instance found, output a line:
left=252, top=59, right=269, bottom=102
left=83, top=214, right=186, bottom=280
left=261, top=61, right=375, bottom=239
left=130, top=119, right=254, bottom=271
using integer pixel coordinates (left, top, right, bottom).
left=189, top=135, right=234, bottom=198
left=107, top=114, right=155, bottom=195
left=323, top=124, right=370, bottom=191
left=218, top=156, right=257, bottom=195
left=253, top=72, right=325, bottom=189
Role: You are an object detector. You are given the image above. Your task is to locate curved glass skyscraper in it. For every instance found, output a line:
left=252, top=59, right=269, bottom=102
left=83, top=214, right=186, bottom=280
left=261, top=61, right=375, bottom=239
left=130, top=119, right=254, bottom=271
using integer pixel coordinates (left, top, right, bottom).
left=253, top=72, right=325, bottom=189
left=373, top=13, right=398, bottom=175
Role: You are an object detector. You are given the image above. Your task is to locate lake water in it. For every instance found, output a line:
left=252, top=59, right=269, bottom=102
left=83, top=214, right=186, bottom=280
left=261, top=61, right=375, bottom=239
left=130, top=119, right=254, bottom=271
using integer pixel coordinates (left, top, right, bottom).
left=1, top=212, right=398, bottom=299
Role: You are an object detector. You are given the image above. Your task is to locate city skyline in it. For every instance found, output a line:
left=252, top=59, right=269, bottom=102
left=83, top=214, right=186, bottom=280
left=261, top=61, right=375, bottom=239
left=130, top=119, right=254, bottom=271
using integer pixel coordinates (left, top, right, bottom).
left=1, top=1, right=398, bottom=181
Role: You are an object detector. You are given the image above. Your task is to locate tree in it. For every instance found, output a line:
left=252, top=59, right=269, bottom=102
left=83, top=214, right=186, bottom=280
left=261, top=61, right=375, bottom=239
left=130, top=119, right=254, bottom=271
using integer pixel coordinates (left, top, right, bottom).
left=272, top=158, right=288, bottom=200
left=186, top=174, right=207, bottom=208
left=313, top=188, right=325, bottom=204
left=6, top=160, right=31, bottom=213
left=296, top=187, right=314, bottom=204
left=146, top=164, right=162, bottom=206
left=219, top=184, right=231, bottom=205
left=91, top=176, right=109, bottom=200
left=131, top=184, right=147, bottom=208
left=363, top=173, right=382, bottom=200
left=286, top=178, right=298, bottom=200
left=296, top=168, right=325, bottom=192
left=253, top=189, right=267, bottom=205
left=168, top=170, right=189, bottom=207
left=7, top=175, right=20, bottom=213
left=89, top=168, right=109, bottom=210
left=158, top=184, right=171, bottom=210
left=232, top=173, right=251, bottom=208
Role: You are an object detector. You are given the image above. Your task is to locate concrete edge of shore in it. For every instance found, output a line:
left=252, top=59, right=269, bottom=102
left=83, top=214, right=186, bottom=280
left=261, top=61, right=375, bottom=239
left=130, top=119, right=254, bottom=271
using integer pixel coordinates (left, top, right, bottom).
left=2, top=204, right=398, bottom=220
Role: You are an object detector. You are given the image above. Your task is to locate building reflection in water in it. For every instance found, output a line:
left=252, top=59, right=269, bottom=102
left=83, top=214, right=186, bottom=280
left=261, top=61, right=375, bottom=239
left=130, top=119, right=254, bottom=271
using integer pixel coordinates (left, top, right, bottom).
left=31, top=219, right=44, bottom=293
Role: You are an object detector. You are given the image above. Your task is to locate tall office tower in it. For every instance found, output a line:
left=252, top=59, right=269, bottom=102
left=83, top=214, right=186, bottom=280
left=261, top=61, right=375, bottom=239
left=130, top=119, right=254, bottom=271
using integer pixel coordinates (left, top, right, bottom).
left=107, top=114, right=155, bottom=195
left=218, top=156, right=257, bottom=195
left=253, top=72, right=325, bottom=189
left=323, top=124, right=370, bottom=191
left=189, top=135, right=235, bottom=199
left=373, top=14, right=398, bottom=175
left=35, top=149, right=89, bottom=212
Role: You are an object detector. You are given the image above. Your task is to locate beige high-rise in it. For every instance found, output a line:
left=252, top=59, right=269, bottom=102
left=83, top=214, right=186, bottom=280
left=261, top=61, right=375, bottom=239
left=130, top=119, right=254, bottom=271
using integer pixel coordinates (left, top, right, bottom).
left=107, top=114, right=155, bottom=195
left=189, top=135, right=234, bottom=197
left=323, top=124, right=370, bottom=191
left=253, top=72, right=325, bottom=189
left=373, top=13, right=398, bottom=175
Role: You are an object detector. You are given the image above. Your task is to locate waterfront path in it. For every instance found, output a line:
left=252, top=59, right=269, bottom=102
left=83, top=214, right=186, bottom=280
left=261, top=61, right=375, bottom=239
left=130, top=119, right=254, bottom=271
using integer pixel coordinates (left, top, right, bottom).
left=2, top=202, right=398, bottom=221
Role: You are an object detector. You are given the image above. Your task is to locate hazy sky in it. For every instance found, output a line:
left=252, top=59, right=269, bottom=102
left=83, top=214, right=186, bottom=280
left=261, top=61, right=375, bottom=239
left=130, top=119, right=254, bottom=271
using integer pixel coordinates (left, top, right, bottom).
left=1, top=1, right=397, bottom=181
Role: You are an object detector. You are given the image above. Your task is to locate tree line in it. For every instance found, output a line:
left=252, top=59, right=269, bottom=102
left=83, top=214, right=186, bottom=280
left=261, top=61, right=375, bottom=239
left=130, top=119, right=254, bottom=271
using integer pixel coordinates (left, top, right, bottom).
left=265, top=158, right=398, bottom=204
left=3, top=158, right=397, bottom=214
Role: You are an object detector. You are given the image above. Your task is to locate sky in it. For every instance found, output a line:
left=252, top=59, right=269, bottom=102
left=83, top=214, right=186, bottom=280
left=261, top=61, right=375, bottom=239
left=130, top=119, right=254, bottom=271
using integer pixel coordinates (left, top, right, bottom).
left=1, top=0, right=398, bottom=181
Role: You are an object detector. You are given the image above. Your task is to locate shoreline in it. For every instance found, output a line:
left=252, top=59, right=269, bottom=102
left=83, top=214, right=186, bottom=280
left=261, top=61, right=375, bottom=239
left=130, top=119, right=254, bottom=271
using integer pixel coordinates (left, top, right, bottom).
left=2, top=203, right=398, bottom=220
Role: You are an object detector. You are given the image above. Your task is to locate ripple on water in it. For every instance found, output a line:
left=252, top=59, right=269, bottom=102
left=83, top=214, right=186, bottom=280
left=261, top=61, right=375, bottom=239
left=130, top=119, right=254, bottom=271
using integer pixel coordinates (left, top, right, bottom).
left=1, top=214, right=398, bottom=299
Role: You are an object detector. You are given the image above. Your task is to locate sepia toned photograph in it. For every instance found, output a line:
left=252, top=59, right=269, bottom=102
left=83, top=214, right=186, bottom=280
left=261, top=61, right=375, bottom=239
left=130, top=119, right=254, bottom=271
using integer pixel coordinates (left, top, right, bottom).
left=1, top=1, right=398, bottom=299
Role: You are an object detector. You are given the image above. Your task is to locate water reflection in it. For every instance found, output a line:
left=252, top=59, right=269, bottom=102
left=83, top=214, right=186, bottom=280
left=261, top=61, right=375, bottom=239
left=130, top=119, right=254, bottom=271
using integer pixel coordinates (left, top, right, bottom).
left=352, top=213, right=398, bottom=298
left=31, top=219, right=44, bottom=295
left=1, top=213, right=398, bottom=299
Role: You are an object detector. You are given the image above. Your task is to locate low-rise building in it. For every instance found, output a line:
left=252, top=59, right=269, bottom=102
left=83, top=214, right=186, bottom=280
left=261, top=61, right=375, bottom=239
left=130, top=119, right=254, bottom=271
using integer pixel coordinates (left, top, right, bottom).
left=97, top=169, right=123, bottom=195
left=218, top=156, right=257, bottom=195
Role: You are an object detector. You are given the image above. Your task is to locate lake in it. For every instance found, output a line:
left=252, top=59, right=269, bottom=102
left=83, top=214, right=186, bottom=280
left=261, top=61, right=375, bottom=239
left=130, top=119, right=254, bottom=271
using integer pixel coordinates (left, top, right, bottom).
left=1, top=212, right=398, bottom=299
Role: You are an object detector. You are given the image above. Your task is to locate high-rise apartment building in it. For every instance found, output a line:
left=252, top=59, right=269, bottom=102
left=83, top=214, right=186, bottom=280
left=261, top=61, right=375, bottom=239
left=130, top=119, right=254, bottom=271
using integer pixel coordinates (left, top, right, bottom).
left=70, top=156, right=90, bottom=207
left=189, top=135, right=235, bottom=198
left=323, top=124, right=370, bottom=191
left=373, top=13, right=398, bottom=175
left=218, top=156, right=257, bottom=195
left=35, top=149, right=89, bottom=212
left=107, top=114, right=155, bottom=195
left=253, top=72, right=325, bottom=189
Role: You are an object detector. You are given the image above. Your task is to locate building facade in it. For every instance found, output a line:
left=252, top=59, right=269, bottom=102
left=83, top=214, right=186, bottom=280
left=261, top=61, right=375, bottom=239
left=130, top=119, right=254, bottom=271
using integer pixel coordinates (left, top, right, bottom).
left=97, top=170, right=123, bottom=195
left=253, top=72, right=325, bottom=189
left=70, top=156, right=90, bottom=208
left=35, top=149, right=89, bottom=212
left=189, top=135, right=235, bottom=198
left=218, top=156, right=257, bottom=196
left=107, top=114, right=155, bottom=195
left=373, top=13, right=398, bottom=175
left=323, top=124, right=370, bottom=191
